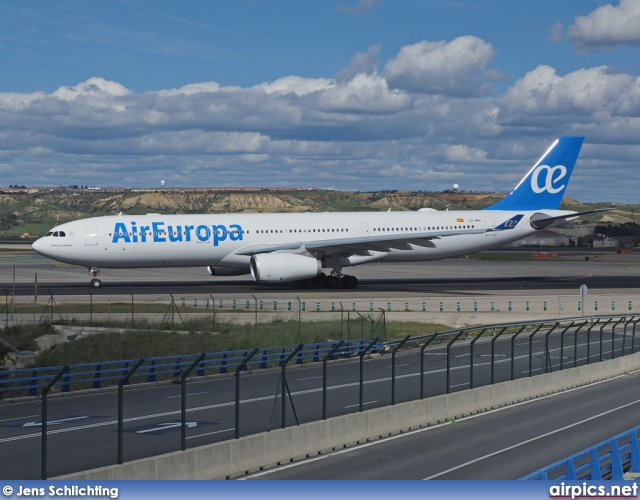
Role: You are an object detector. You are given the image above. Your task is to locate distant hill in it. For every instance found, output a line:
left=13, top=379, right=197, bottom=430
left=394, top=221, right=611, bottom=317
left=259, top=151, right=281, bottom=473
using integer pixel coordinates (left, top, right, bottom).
left=0, top=189, right=637, bottom=237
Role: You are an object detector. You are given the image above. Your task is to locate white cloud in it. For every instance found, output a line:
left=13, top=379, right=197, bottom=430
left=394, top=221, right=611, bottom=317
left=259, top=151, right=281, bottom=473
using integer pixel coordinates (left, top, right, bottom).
left=444, top=145, right=487, bottom=162
left=0, top=36, right=639, bottom=202
left=383, top=36, right=495, bottom=96
left=568, top=0, right=640, bottom=52
left=52, top=77, right=131, bottom=101
left=499, top=65, right=640, bottom=120
left=336, top=44, right=381, bottom=83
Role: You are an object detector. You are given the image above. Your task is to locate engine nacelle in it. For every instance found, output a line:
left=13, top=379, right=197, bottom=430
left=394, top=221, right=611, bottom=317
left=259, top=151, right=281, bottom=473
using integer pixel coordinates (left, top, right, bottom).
left=250, top=253, right=321, bottom=283
left=207, top=266, right=248, bottom=277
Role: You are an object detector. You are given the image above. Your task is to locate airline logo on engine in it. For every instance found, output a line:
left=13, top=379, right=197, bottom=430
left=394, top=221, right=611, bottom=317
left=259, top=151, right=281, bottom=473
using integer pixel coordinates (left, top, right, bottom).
left=111, top=221, right=243, bottom=246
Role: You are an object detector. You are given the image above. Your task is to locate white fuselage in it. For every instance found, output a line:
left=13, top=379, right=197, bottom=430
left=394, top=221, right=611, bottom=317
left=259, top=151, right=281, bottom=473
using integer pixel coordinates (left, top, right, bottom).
left=32, top=209, right=565, bottom=272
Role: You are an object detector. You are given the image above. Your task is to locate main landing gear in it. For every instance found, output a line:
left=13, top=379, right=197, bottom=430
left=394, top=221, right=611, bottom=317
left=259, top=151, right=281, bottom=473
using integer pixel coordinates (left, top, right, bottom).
left=89, top=267, right=102, bottom=288
left=323, top=273, right=358, bottom=289
left=296, top=272, right=359, bottom=289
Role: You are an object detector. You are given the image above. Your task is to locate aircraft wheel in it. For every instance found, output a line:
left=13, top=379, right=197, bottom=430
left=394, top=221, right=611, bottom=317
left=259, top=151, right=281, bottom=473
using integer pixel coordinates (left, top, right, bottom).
left=324, top=275, right=341, bottom=288
left=90, top=278, right=102, bottom=289
left=342, top=275, right=358, bottom=289
left=313, top=272, right=327, bottom=286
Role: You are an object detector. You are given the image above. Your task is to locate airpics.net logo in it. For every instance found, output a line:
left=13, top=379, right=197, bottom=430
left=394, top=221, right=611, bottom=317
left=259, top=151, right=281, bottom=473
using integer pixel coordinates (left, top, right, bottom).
left=549, top=482, right=638, bottom=499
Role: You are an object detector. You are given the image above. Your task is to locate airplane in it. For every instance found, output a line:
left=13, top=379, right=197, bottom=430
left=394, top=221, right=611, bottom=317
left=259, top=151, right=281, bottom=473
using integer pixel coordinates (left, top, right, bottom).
left=32, top=136, right=606, bottom=289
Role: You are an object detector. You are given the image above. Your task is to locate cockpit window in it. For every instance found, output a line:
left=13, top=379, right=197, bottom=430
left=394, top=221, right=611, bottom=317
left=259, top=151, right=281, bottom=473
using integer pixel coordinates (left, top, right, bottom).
left=58, top=231, right=65, bottom=237
left=53, top=231, right=59, bottom=237
left=46, top=231, right=53, bottom=237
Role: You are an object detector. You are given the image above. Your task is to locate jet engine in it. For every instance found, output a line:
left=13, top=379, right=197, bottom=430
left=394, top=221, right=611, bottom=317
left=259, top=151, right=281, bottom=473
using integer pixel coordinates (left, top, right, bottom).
left=250, top=253, right=321, bottom=283
left=207, top=266, right=248, bottom=277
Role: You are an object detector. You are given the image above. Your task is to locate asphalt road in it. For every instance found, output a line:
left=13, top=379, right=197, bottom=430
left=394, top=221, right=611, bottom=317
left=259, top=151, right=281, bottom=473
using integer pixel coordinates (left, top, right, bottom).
left=0, top=327, right=633, bottom=479
left=244, top=371, right=640, bottom=480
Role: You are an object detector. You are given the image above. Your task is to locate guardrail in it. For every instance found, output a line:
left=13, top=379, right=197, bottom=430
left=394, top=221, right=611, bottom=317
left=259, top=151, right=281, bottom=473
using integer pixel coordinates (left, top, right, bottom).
left=0, top=339, right=383, bottom=399
left=521, top=424, right=640, bottom=480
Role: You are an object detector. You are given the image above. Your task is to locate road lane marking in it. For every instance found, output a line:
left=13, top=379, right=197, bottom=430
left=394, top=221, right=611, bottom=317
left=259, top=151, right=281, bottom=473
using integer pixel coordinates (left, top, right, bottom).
left=23, top=416, right=89, bottom=427
left=424, top=397, right=640, bottom=479
left=240, top=375, right=626, bottom=479
left=344, top=401, right=377, bottom=409
left=0, top=415, right=39, bottom=423
left=166, top=391, right=210, bottom=399
left=135, top=422, right=197, bottom=434
left=187, top=428, right=234, bottom=440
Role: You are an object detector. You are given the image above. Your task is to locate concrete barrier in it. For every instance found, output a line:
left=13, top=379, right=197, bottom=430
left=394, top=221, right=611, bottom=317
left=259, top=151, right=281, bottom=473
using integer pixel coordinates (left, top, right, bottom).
left=59, top=350, right=640, bottom=480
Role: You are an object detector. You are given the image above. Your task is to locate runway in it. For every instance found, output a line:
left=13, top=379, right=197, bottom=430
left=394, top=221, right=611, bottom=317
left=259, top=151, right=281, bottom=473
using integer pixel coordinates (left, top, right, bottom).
left=2, top=251, right=639, bottom=297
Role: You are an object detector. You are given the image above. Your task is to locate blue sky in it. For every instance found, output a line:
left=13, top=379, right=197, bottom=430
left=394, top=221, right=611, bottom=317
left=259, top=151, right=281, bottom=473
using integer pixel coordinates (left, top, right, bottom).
left=1, top=0, right=639, bottom=203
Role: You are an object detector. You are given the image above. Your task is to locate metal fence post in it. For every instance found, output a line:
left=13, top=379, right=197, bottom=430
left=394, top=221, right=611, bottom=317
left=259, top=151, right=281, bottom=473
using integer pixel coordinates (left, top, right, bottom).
left=281, top=344, right=303, bottom=429
left=323, top=341, right=344, bottom=420
left=359, top=338, right=379, bottom=411
left=510, top=325, right=527, bottom=381
left=610, top=317, right=625, bottom=360
left=469, top=328, right=487, bottom=389
left=598, top=318, right=612, bottom=362
left=490, top=327, right=508, bottom=384
left=559, top=322, right=576, bottom=371
left=573, top=321, right=587, bottom=368
left=527, top=324, right=544, bottom=377
left=235, top=348, right=259, bottom=439
left=632, top=318, right=640, bottom=353
left=543, top=323, right=559, bottom=374
left=118, top=358, right=145, bottom=465
left=181, top=353, right=207, bottom=450
left=41, top=365, right=69, bottom=480
left=586, top=319, right=599, bottom=364
left=210, top=294, right=215, bottom=331
left=420, top=333, right=439, bottom=399
left=130, top=292, right=134, bottom=328
left=391, top=336, right=410, bottom=405
left=446, top=330, right=465, bottom=394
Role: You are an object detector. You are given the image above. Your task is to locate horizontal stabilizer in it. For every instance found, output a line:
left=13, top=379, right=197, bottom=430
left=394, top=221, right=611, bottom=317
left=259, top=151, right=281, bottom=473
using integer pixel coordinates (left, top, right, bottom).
left=529, top=208, right=612, bottom=230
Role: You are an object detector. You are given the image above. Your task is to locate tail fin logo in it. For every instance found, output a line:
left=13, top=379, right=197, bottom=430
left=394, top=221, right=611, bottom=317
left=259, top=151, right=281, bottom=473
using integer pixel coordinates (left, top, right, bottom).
left=531, top=165, right=567, bottom=194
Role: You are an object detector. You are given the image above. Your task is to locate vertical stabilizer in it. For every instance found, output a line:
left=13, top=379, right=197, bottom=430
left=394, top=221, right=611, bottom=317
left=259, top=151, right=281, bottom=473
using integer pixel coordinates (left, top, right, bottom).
left=485, top=136, right=584, bottom=211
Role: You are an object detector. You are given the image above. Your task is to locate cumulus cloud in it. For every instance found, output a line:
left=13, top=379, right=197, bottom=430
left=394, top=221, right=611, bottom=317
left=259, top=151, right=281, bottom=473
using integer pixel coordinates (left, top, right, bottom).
left=336, top=44, right=381, bottom=83
left=383, top=36, right=496, bottom=96
left=499, top=65, right=640, bottom=120
left=568, top=0, right=640, bottom=52
left=1, top=37, right=639, bottom=202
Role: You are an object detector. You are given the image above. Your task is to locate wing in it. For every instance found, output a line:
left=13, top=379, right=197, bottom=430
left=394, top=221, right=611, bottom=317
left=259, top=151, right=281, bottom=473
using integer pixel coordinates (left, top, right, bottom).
left=233, top=227, right=487, bottom=259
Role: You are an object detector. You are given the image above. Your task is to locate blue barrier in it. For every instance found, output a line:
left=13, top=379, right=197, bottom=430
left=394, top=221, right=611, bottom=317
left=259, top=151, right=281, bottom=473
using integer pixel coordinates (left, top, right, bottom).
left=521, top=424, right=640, bottom=480
left=0, top=339, right=383, bottom=399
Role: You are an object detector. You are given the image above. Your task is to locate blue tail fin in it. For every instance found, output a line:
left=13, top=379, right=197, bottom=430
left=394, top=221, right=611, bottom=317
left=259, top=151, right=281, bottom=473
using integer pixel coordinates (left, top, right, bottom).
left=485, top=136, right=584, bottom=211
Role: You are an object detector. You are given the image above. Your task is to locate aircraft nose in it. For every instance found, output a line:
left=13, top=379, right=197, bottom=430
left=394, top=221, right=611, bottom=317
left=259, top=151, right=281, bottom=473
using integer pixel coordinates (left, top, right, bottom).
left=32, top=237, right=51, bottom=257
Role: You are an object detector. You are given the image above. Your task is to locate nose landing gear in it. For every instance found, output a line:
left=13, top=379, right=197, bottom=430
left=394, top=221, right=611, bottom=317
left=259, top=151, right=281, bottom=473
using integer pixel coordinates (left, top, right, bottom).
left=89, top=267, right=102, bottom=288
